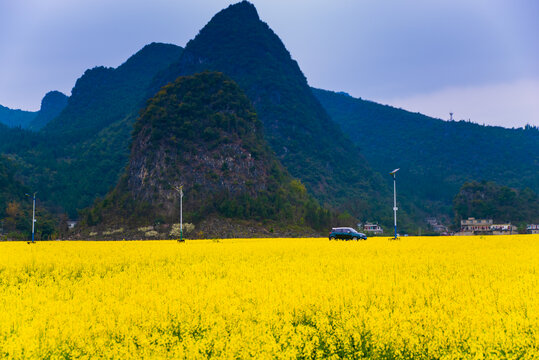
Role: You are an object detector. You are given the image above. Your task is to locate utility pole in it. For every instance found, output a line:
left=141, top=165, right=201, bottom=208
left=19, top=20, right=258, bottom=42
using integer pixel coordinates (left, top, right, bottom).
left=389, top=169, right=399, bottom=239
left=25, top=192, right=37, bottom=243
left=173, top=185, right=184, bottom=242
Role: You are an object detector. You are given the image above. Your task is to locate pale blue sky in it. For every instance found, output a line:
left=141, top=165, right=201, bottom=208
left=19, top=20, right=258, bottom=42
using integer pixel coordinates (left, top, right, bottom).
left=0, top=0, right=537, bottom=127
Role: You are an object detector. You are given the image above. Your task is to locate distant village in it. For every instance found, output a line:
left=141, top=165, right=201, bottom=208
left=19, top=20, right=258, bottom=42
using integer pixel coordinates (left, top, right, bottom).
left=359, top=218, right=539, bottom=236
left=458, top=218, right=538, bottom=235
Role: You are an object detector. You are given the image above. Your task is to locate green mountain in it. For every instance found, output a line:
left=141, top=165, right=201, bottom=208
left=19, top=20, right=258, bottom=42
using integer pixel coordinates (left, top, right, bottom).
left=0, top=155, right=30, bottom=239
left=0, top=91, right=68, bottom=130
left=3, top=1, right=536, bottom=236
left=0, top=156, right=59, bottom=240
left=28, top=91, right=68, bottom=130
left=0, top=43, right=183, bottom=217
left=0, top=105, right=36, bottom=128
left=83, top=72, right=333, bottom=238
left=454, top=181, right=539, bottom=227
left=0, top=156, right=28, bottom=218
left=156, top=1, right=390, bottom=223
left=313, top=88, right=539, bottom=227
left=43, top=42, right=183, bottom=142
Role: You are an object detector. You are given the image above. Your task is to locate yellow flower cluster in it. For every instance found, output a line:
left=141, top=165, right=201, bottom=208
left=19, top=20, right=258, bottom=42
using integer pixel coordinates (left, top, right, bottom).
left=1, top=235, right=538, bottom=359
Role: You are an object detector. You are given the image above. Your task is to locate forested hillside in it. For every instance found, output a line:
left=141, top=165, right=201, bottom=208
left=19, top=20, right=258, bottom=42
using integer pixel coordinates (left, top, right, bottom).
left=0, top=91, right=67, bottom=130
left=155, top=1, right=390, bottom=224
left=43, top=43, right=183, bottom=141
left=313, top=88, right=539, bottom=224
left=0, top=105, right=36, bottom=128
left=0, top=43, right=183, bottom=216
left=28, top=91, right=68, bottom=130
left=0, top=156, right=28, bottom=221
left=0, top=156, right=59, bottom=239
left=1, top=1, right=537, bottom=236
left=454, top=181, right=539, bottom=227
left=84, top=72, right=334, bottom=238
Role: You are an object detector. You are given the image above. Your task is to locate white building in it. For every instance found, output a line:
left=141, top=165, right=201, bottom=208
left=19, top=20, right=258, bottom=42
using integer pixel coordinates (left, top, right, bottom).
left=460, top=218, right=492, bottom=234
left=363, top=223, right=383, bottom=234
left=458, top=218, right=518, bottom=235
left=527, top=224, right=539, bottom=234
left=490, top=224, right=516, bottom=235
left=426, top=217, right=448, bottom=233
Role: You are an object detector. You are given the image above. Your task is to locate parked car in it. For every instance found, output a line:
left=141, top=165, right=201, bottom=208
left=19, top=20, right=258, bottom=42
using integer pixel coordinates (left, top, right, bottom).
left=329, top=227, right=367, bottom=241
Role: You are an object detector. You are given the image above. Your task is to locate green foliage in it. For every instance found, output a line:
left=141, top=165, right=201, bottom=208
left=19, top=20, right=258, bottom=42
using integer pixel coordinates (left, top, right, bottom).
left=44, top=43, right=183, bottom=142
left=89, top=72, right=335, bottom=232
left=453, top=181, right=539, bottom=226
left=156, top=2, right=389, bottom=222
left=0, top=90, right=67, bottom=131
left=0, top=105, right=36, bottom=129
left=135, top=71, right=263, bottom=156
left=28, top=91, right=68, bottom=131
left=313, top=88, right=539, bottom=228
left=0, top=156, right=28, bottom=219
left=0, top=156, right=60, bottom=239
left=80, top=175, right=154, bottom=229
left=0, top=43, right=183, bottom=217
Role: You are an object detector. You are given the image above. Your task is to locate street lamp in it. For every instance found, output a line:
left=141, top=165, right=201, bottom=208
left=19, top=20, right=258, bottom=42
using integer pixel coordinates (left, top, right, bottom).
left=173, top=185, right=184, bottom=242
left=389, top=169, right=399, bottom=239
left=25, top=192, right=37, bottom=243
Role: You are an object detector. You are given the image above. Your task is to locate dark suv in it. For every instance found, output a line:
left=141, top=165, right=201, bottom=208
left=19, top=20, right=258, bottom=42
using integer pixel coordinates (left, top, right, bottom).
left=329, top=227, right=367, bottom=241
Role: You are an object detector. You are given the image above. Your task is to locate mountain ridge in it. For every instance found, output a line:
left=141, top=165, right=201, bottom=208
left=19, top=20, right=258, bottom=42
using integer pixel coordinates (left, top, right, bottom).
left=154, top=1, right=390, bottom=222
left=28, top=91, right=69, bottom=130
left=0, top=43, right=184, bottom=217
left=1, top=2, right=537, bottom=236
left=0, top=105, right=36, bottom=128
left=313, top=87, right=539, bottom=226
left=43, top=42, right=183, bottom=142
left=83, top=72, right=333, bottom=238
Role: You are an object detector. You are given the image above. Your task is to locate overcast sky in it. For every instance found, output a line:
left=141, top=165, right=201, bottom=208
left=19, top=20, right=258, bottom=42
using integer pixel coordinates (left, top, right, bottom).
left=1, top=0, right=537, bottom=127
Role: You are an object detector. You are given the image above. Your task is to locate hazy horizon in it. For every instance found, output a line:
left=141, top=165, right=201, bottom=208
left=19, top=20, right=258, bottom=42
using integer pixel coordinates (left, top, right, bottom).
left=1, top=0, right=537, bottom=128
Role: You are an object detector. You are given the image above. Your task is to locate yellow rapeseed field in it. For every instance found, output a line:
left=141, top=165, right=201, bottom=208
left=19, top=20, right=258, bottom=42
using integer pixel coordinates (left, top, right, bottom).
left=1, top=235, right=538, bottom=359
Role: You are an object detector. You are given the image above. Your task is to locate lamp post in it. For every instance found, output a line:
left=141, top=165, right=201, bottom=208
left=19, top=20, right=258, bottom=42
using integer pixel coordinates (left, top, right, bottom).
left=389, top=169, right=399, bottom=239
left=173, top=185, right=184, bottom=242
left=25, top=192, right=37, bottom=243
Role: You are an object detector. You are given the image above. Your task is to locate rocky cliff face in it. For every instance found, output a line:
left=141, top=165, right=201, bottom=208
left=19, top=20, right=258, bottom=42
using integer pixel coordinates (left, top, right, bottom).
left=82, top=71, right=332, bottom=237
left=128, top=71, right=274, bottom=214
left=156, top=1, right=388, bottom=220
left=129, top=140, right=267, bottom=201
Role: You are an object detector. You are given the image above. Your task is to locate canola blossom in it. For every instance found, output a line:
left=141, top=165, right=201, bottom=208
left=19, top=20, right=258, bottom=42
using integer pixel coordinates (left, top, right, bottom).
left=0, top=235, right=538, bottom=359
